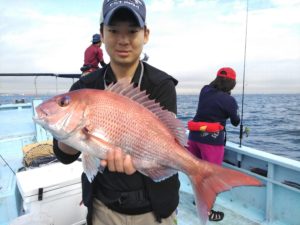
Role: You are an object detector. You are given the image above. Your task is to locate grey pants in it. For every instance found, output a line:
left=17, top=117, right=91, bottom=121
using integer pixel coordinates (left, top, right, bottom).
left=92, top=199, right=177, bottom=225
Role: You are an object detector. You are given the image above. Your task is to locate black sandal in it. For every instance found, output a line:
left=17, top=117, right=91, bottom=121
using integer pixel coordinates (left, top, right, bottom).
left=208, top=209, right=224, bottom=221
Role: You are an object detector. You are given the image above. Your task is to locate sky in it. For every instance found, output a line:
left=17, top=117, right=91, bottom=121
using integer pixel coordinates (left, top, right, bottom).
left=0, top=0, right=300, bottom=94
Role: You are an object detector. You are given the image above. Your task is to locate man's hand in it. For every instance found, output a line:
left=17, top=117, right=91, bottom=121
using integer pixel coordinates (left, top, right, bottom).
left=100, top=148, right=136, bottom=175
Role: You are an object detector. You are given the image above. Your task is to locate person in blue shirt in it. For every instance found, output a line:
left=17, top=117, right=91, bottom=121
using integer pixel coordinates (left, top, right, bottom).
left=187, top=67, right=240, bottom=222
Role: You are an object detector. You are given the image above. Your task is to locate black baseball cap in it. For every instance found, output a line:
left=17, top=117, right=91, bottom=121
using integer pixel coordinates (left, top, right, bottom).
left=102, top=0, right=146, bottom=27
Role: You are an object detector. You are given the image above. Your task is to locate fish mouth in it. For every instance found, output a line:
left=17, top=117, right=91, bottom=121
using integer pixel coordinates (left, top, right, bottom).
left=32, top=115, right=74, bottom=141
left=32, top=108, right=72, bottom=140
left=32, top=115, right=46, bottom=126
left=32, top=107, right=49, bottom=126
left=32, top=104, right=86, bottom=141
left=33, top=106, right=50, bottom=121
left=32, top=107, right=52, bottom=129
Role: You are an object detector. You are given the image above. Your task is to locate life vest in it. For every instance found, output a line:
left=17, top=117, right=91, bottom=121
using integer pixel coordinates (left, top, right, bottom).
left=188, top=120, right=224, bottom=133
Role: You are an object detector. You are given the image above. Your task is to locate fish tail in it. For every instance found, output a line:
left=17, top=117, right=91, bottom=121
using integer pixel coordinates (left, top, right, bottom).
left=189, top=163, right=262, bottom=225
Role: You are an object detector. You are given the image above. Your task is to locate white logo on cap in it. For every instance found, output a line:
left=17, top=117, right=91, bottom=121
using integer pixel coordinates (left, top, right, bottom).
left=106, top=0, right=143, bottom=5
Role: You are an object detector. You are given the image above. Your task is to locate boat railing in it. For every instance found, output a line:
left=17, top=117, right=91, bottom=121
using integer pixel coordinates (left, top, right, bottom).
left=0, top=73, right=80, bottom=96
left=221, top=141, right=300, bottom=224
left=225, top=141, right=300, bottom=174
left=0, top=103, right=32, bottom=111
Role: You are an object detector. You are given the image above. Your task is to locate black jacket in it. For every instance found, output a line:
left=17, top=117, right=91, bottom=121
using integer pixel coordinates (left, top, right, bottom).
left=53, top=62, right=180, bottom=224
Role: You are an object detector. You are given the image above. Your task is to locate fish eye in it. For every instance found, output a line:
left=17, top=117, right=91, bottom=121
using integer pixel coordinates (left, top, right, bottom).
left=58, top=96, right=71, bottom=107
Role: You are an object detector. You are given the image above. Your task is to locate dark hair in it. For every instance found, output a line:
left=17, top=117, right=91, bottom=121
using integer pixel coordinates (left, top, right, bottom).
left=209, top=76, right=236, bottom=93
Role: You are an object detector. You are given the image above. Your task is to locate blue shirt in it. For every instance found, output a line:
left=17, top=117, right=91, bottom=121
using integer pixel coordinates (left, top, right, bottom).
left=188, top=85, right=240, bottom=145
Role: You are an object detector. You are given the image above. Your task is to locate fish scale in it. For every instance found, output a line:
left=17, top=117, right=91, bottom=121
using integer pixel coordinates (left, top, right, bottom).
left=89, top=96, right=174, bottom=163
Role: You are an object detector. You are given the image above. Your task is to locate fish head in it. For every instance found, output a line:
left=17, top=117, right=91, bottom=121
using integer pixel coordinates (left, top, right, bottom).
left=33, top=90, right=88, bottom=140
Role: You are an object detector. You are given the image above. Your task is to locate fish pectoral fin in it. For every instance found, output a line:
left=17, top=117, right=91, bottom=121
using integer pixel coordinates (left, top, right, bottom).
left=82, top=152, right=100, bottom=182
left=82, top=123, right=94, bottom=134
left=139, top=165, right=178, bottom=182
left=82, top=127, right=116, bottom=155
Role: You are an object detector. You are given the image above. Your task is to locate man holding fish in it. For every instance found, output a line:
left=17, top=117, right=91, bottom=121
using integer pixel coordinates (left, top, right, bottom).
left=54, top=0, right=180, bottom=224
left=34, top=0, right=262, bottom=225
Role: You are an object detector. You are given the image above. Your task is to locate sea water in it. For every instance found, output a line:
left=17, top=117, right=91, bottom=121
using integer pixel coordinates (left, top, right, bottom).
left=1, top=94, right=300, bottom=161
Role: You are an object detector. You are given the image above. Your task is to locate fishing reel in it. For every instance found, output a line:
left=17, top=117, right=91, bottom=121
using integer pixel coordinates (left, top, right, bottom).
left=243, top=127, right=250, bottom=137
left=239, top=125, right=250, bottom=139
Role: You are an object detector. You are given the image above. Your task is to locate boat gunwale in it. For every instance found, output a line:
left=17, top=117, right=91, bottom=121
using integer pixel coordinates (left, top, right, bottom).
left=226, top=141, right=300, bottom=171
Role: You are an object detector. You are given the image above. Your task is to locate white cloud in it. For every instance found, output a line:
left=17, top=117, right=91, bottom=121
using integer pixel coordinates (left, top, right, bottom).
left=0, top=0, right=299, bottom=94
left=144, top=0, right=300, bottom=93
left=0, top=1, right=102, bottom=74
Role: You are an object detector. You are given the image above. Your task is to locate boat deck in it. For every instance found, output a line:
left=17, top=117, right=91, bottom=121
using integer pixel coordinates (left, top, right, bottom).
left=178, top=191, right=261, bottom=225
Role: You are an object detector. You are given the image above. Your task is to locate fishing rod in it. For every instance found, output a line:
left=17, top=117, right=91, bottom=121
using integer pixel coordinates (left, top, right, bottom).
left=0, top=154, right=16, bottom=175
left=239, top=0, right=249, bottom=147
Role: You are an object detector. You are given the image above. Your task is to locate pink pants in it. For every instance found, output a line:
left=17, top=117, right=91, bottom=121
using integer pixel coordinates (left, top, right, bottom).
left=187, top=140, right=224, bottom=166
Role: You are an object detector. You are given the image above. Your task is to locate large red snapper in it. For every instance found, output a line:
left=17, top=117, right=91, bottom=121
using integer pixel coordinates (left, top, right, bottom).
left=33, top=81, right=262, bottom=225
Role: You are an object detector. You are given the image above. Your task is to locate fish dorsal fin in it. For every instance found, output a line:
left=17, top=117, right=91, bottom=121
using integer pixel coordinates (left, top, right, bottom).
left=107, top=80, right=187, bottom=147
